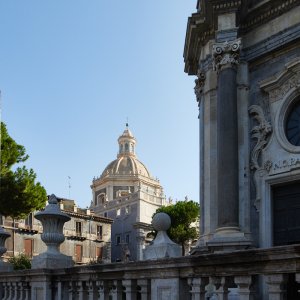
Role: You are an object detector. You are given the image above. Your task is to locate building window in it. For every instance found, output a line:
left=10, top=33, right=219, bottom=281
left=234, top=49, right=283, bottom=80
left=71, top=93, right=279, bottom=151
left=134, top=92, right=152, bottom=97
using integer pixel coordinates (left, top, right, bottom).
left=97, top=225, right=103, bottom=240
left=116, top=235, right=121, bottom=245
left=25, top=213, right=33, bottom=228
left=125, top=234, right=130, bottom=244
left=96, top=246, right=103, bottom=261
left=125, top=143, right=129, bottom=151
left=75, top=244, right=83, bottom=262
left=96, top=193, right=106, bottom=206
left=76, top=221, right=82, bottom=236
left=285, top=99, right=300, bottom=146
left=24, top=239, right=33, bottom=257
left=125, top=205, right=130, bottom=214
left=104, top=212, right=108, bottom=218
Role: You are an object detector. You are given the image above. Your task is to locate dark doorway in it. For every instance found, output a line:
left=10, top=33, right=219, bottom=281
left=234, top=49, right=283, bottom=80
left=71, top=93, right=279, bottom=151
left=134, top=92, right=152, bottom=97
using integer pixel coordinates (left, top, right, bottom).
left=273, top=181, right=300, bottom=246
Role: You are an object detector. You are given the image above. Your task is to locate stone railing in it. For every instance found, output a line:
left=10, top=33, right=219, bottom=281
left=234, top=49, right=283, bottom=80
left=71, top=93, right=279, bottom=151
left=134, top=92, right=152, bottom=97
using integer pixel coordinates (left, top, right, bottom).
left=0, top=244, right=300, bottom=299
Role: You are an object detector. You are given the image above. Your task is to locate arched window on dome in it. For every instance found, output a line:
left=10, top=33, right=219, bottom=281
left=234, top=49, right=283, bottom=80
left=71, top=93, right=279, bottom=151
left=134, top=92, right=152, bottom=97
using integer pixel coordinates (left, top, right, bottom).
left=125, top=143, right=129, bottom=152
left=96, top=193, right=106, bottom=206
left=119, top=144, right=123, bottom=153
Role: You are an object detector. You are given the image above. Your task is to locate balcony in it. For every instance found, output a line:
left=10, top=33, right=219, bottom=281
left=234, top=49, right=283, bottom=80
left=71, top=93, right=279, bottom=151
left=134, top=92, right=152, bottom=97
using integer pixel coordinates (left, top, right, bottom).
left=0, top=244, right=299, bottom=299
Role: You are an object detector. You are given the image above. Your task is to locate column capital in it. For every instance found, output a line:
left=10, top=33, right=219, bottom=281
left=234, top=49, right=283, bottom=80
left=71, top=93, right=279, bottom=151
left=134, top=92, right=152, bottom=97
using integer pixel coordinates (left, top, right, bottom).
left=212, top=39, right=241, bottom=71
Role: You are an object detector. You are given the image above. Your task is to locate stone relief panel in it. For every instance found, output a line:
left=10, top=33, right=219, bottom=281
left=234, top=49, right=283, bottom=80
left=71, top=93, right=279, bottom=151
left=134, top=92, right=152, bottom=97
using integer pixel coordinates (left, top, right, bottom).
left=249, top=105, right=272, bottom=211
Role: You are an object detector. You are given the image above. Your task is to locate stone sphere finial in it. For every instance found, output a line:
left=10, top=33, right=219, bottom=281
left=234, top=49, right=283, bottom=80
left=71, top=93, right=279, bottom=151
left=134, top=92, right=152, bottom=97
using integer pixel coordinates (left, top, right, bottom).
left=152, top=212, right=171, bottom=231
left=48, top=194, right=58, bottom=204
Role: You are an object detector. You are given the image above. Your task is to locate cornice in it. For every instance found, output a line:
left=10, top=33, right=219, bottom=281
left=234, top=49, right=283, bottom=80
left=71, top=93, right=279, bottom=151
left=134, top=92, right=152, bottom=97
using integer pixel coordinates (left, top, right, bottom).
left=184, top=0, right=299, bottom=75
left=183, top=13, right=214, bottom=75
left=240, top=0, right=300, bottom=34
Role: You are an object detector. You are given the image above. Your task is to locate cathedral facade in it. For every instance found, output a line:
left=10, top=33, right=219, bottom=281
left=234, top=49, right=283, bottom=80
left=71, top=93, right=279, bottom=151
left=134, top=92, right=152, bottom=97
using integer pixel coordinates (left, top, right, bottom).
left=184, top=0, right=300, bottom=253
left=90, top=125, right=166, bottom=262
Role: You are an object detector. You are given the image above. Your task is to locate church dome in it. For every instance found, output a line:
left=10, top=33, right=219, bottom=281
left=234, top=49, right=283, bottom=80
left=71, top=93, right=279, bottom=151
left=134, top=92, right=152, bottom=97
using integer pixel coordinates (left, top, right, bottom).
left=100, top=124, right=151, bottom=178
left=101, top=156, right=150, bottom=177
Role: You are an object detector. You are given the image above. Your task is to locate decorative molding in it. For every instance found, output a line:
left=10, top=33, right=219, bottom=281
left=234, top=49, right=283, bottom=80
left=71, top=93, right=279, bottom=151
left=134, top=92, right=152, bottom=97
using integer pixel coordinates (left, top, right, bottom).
left=249, top=105, right=272, bottom=170
left=242, top=23, right=300, bottom=62
left=240, top=0, right=299, bottom=34
left=194, top=71, right=206, bottom=106
left=249, top=105, right=272, bottom=211
left=212, top=39, right=241, bottom=70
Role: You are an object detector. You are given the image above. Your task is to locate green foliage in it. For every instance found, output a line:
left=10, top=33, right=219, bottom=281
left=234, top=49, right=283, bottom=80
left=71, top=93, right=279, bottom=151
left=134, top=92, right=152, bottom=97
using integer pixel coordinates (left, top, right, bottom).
left=8, top=253, right=31, bottom=270
left=0, top=122, right=47, bottom=219
left=155, top=200, right=200, bottom=255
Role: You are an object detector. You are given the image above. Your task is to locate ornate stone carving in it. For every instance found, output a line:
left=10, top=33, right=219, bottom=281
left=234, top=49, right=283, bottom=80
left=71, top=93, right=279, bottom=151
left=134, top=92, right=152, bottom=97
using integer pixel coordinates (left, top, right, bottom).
left=194, top=71, right=206, bottom=105
left=212, top=39, right=241, bottom=70
left=268, top=73, right=300, bottom=103
left=249, top=105, right=272, bottom=211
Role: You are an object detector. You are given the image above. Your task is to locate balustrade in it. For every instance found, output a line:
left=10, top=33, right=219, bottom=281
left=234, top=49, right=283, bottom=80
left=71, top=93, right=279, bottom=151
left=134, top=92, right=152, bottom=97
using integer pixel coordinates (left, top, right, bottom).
left=0, top=245, right=299, bottom=299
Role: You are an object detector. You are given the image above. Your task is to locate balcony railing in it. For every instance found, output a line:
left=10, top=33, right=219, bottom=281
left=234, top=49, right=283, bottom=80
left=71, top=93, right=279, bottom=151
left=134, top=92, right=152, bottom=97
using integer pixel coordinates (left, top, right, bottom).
left=0, top=244, right=299, bottom=299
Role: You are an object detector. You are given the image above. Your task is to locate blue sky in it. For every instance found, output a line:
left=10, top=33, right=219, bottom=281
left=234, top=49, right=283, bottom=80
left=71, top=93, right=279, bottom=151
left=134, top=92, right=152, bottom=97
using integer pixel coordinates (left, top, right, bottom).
left=1, top=1, right=199, bottom=208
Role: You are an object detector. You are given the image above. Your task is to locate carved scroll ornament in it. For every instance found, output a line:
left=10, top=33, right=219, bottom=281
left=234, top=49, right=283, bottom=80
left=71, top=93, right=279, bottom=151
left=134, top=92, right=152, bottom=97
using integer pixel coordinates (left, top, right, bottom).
left=249, top=105, right=272, bottom=211
left=212, top=39, right=241, bottom=71
left=194, top=71, right=206, bottom=105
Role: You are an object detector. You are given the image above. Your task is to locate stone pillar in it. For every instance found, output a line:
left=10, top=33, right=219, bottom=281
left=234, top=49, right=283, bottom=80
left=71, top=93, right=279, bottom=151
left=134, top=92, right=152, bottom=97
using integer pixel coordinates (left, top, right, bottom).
left=208, top=39, right=251, bottom=250
left=188, top=277, right=209, bottom=300
left=265, top=274, right=287, bottom=300
left=195, top=71, right=206, bottom=242
left=137, top=279, right=150, bottom=300
left=234, top=276, right=254, bottom=300
left=123, top=279, right=137, bottom=300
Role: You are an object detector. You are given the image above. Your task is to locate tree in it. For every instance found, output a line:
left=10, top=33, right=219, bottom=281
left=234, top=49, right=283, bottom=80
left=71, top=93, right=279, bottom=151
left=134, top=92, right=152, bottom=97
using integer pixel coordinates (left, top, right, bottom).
left=8, top=253, right=31, bottom=270
left=155, top=200, right=200, bottom=255
left=0, top=122, right=47, bottom=219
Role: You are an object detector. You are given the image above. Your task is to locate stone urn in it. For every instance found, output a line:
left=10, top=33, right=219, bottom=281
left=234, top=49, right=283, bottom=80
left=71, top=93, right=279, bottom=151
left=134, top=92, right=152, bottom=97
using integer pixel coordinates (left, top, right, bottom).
left=0, top=227, right=13, bottom=271
left=32, top=194, right=74, bottom=269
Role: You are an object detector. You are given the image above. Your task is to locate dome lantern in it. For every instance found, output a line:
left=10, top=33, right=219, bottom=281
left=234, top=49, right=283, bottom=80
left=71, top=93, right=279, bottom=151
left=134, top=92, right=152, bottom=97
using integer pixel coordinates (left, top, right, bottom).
left=118, top=123, right=136, bottom=157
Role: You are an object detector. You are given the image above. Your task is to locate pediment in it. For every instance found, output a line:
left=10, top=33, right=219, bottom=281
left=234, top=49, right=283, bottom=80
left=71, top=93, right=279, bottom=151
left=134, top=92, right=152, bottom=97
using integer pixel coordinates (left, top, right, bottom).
left=259, top=58, right=300, bottom=103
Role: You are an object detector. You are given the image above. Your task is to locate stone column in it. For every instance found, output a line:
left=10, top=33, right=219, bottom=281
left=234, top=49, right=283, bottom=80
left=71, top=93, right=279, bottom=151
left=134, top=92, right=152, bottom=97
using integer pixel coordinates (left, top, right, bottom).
left=195, top=71, right=206, bottom=242
left=215, top=39, right=240, bottom=230
left=207, top=39, right=251, bottom=250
